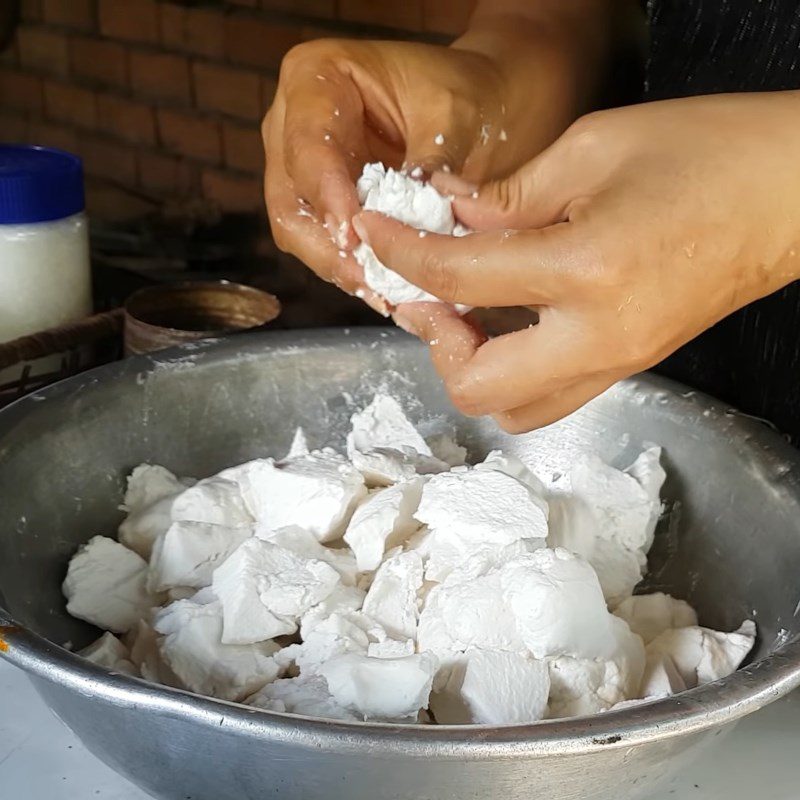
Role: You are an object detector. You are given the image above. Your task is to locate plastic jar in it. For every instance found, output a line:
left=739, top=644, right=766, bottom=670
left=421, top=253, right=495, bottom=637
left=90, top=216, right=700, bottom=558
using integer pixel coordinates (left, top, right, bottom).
left=0, top=146, right=92, bottom=384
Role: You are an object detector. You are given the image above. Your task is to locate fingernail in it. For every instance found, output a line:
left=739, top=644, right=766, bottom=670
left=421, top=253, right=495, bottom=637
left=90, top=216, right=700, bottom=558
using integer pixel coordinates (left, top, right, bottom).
left=351, top=214, right=369, bottom=245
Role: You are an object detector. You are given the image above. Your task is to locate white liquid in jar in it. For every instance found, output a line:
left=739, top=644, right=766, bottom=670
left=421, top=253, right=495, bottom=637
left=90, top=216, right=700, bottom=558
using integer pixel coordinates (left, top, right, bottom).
left=0, top=213, right=92, bottom=384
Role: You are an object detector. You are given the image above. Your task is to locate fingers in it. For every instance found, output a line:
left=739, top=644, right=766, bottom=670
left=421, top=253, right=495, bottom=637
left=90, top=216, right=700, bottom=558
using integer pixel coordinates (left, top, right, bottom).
left=432, top=115, right=617, bottom=232
left=394, top=303, right=600, bottom=417
left=431, top=147, right=571, bottom=231
left=282, top=68, right=366, bottom=248
left=395, top=302, right=615, bottom=431
left=392, top=303, right=488, bottom=397
left=448, top=155, right=571, bottom=231
left=492, top=374, right=617, bottom=434
left=265, top=100, right=388, bottom=310
left=353, top=210, right=587, bottom=307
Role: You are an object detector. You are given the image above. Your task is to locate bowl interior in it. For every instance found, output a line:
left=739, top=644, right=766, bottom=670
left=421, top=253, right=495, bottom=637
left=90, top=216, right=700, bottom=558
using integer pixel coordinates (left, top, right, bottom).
left=1, top=329, right=798, bottom=662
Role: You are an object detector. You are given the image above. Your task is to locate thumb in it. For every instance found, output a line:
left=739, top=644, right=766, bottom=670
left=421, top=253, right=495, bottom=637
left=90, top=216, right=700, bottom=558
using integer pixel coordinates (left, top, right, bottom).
left=434, top=120, right=612, bottom=231
left=443, top=154, right=569, bottom=231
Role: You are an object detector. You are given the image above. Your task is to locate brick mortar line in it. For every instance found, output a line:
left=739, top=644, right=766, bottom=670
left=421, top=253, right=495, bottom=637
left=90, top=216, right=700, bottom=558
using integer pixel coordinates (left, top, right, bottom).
left=17, top=9, right=447, bottom=60
left=233, top=6, right=448, bottom=43
left=22, top=0, right=458, bottom=42
left=1, top=65, right=274, bottom=125
left=17, top=22, right=281, bottom=78
left=146, top=149, right=263, bottom=182
left=4, top=102, right=264, bottom=181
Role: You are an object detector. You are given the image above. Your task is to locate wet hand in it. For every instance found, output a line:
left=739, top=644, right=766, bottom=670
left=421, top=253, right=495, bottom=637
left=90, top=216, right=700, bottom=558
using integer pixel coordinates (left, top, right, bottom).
left=354, top=92, right=800, bottom=431
left=263, top=16, right=593, bottom=305
left=263, top=38, right=511, bottom=305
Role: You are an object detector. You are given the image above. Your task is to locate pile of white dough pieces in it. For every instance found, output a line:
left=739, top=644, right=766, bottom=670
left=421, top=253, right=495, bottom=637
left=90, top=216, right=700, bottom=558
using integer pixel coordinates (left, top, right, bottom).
left=63, top=394, right=756, bottom=725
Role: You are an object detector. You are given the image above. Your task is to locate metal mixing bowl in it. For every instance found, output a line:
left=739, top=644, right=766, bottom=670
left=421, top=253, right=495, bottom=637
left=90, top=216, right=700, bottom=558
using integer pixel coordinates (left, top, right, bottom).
left=1, top=329, right=799, bottom=800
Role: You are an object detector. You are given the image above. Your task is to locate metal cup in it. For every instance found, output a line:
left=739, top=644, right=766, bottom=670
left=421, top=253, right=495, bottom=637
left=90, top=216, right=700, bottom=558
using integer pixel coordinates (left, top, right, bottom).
left=123, top=280, right=280, bottom=356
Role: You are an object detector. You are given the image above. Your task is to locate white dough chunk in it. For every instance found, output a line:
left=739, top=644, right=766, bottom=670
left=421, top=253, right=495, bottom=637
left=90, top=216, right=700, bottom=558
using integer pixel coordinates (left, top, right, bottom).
left=425, top=433, right=467, bottom=468
left=349, top=394, right=432, bottom=457
left=319, top=652, right=438, bottom=721
left=354, top=163, right=464, bottom=307
left=416, top=467, right=548, bottom=581
left=148, top=520, right=252, bottom=591
left=227, top=453, right=366, bottom=542
left=344, top=479, right=423, bottom=571
left=300, top=584, right=367, bottom=638
left=689, top=620, right=756, bottom=684
left=79, top=632, right=137, bottom=676
left=431, top=648, right=550, bottom=725
left=248, top=674, right=359, bottom=721
left=614, top=593, right=698, bottom=644
left=347, top=449, right=419, bottom=487
left=119, top=463, right=193, bottom=559
left=547, top=617, right=646, bottom=719
left=277, top=612, right=371, bottom=674
left=643, top=621, right=756, bottom=691
left=362, top=551, right=424, bottom=641
left=153, top=592, right=280, bottom=702
left=258, top=525, right=358, bottom=586
left=548, top=658, right=628, bottom=719
left=418, top=562, right=525, bottom=657
left=639, top=652, right=687, bottom=698
left=627, top=446, right=668, bottom=501
left=582, top=538, right=646, bottom=612
left=571, top=447, right=665, bottom=553
left=419, top=548, right=618, bottom=662
left=417, top=467, right=548, bottom=544
left=119, top=495, right=178, bottom=561
left=474, top=450, right=547, bottom=495
left=368, top=638, right=416, bottom=659
left=122, top=464, right=192, bottom=512
left=285, top=427, right=310, bottom=459
left=505, top=549, right=617, bottom=660
left=212, top=538, right=340, bottom=644
left=548, top=447, right=665, bottom=606
left=346, top=394, right=451, bottom=485
left=123, top=619, right=181, bottom=687
left=64, top=536, right=155, bottom=633
left=171, top=477, right=253, bottom=529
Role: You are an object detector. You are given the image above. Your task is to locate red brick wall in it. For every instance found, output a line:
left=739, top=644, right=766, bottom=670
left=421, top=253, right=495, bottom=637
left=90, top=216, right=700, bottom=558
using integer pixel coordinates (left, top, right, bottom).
left=0, top=0, right=471, bottom=219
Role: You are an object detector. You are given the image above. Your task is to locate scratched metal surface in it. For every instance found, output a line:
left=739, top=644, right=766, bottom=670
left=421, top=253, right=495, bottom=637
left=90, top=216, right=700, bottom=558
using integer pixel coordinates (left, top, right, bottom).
left=644, top=0, right=800, bottom=444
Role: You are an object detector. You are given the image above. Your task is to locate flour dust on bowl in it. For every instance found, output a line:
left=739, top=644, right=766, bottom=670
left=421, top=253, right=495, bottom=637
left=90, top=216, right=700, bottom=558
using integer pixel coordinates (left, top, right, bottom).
left=0, top=329, right=799, bottom=800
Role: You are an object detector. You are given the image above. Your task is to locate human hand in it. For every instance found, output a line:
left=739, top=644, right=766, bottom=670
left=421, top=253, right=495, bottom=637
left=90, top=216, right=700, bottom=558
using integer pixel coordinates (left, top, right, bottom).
left=263, top=11, right=603, bottom=302
left=352, top=92, right=800, bottom=431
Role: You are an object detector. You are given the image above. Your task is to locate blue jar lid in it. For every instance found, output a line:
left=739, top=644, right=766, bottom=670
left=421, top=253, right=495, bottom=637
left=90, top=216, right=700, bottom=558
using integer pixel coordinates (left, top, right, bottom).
left=0, top=145, right=85, bottom=224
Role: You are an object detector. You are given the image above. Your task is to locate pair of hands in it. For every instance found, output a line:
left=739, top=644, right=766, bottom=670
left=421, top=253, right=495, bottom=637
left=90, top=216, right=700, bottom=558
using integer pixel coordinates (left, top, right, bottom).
left=264, top=39, right=800, bottom=433
left=263, top=28, right=586, bottom=305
